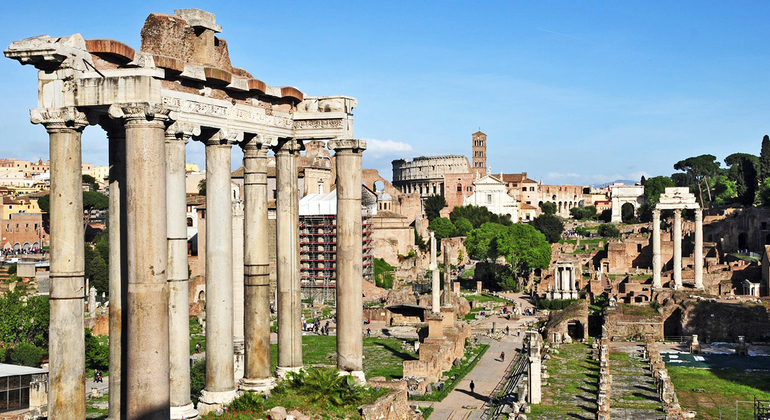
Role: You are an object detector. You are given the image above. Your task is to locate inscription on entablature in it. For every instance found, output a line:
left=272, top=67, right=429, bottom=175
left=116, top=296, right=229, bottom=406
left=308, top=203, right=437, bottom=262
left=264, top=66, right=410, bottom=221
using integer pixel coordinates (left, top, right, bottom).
left=293, top=119, right=344, bottom=130
left=162, top=96, right=293, bottom=128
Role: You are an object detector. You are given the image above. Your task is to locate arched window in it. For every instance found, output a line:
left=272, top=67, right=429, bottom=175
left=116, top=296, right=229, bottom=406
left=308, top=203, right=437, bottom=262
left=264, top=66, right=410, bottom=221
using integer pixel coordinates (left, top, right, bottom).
left=457, top=183, right=462, bottom=192
left=187, top=217, right=193, bottom=227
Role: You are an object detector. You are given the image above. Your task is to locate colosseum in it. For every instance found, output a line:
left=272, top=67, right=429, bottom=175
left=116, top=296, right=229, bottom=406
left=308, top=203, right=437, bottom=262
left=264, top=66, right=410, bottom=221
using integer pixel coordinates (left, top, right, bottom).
left=391, top=155, right=471, bottom=196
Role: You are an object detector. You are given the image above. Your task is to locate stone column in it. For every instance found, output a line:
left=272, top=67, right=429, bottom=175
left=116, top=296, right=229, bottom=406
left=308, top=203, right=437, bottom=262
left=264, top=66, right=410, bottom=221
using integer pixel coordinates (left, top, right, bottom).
left=526, top=330, right=541, bottom=404
left=105, top=120, right=127, bottom=420
left=240, top=135, right=276, bottom=392
left=109, top=103, right=171, bottom=419
left=442, top=244, right=452, bottom=307
left=31, top=107, right=88, bottom=419
left=673, top=209, right=682, bottom=289
left=652, top=209, right=662, bottom=289
left=694, top=209, right=704, bottom=290
left=166, top=122, right=199, bottom=419
left=329, top=139, right=366, bottom=381
left=273, top=138, right=303, bottom=377
left=198, top=130, right=240, bottom=411
left=430, top=231, right=440, bottom=313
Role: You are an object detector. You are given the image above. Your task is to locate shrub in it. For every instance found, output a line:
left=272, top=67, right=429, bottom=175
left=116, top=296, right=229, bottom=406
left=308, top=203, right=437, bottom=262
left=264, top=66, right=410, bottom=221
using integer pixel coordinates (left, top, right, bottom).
left=9, top=342, right=44, bottom=367
left=190, top=358, right=206, bottom=404
left=598, top=223, right=621, bottom=238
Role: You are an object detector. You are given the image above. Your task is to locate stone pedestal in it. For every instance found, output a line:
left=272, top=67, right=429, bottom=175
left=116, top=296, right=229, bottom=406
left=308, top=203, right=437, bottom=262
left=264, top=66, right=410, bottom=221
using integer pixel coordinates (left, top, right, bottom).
left=441, top=245, right=452, bottom=307
left=476, top=280, right=482, bottom=294
left=694, top=210, right=704, bottom=290
left=526, top=331, right=541, bottom=404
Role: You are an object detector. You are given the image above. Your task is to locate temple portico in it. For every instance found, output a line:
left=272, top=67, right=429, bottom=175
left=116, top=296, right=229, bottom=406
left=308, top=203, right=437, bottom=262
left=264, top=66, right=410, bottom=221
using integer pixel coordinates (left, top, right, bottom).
left=6, top=9, right=362, bottom=418
left=652, top=187, right=703, bottom=290
left=549, top=260, right=578, bottom=299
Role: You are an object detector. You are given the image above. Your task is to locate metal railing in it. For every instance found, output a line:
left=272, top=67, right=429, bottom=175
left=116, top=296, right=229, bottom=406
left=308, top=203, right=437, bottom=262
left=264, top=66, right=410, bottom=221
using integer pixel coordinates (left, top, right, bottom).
left=756, top=396, right=770, bottom=420
left=480, top=352, right=528, bottom=420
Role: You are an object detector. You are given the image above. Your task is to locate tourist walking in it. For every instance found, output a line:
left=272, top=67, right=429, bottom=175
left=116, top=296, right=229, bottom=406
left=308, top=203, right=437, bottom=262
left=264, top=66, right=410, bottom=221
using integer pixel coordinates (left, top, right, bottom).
left=469, top=380, right=475, bottom=394
left=500, top=351, right=505, bottom=362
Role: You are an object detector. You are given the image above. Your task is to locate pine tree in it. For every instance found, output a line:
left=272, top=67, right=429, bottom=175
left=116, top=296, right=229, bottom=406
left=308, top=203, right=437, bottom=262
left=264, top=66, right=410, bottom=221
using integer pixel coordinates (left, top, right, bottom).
left=760, top=135, right=770, bottom=182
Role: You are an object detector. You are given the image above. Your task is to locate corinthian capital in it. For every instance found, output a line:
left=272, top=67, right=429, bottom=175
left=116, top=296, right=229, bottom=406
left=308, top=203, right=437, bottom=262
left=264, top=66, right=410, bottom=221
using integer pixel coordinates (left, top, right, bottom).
left=328, top=139, right=366, bottom=153
left=197, top=128, right=243, bottom=146
left=241, top=134, right=278, bottom=152
left=271, top=138, right=303, bottom=154
left=108, top=102, right=170, bottom=122
left=30, top=107, right=91, bottom=131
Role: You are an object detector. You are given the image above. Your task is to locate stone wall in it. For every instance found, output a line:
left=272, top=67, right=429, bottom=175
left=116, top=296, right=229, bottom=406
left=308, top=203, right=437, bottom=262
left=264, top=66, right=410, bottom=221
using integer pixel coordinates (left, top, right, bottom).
left=360, top=389, right=423, bottom=420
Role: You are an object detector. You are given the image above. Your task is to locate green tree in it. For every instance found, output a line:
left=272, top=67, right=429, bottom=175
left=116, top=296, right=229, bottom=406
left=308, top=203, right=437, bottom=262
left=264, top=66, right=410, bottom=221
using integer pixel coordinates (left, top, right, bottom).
left=760, top=135, right=770, bottom=182
left=85, top=244, right=109, bottom=295
left=708, top=175, right=737, bottom=205
left=570, top=206, right=597, bottom=220
left=423, top=194, right=447, bottom=222
left=465, top=223, right=551, bottom=276
left=531, top=214, right=564, bottom=243
left=598, top=223, right=620, bottom=238
left=428, top=217, right=457, bottom=240
left=539, top=201, right=557, bottom=215
left=37, top=194, right=50, bottom=212
left=725, top=153, right=759, bottom=206
left=82, top=174, right=98, bottom=192
left=449, top=204, right=512, bottom=228
left=85, top=329, right=108, bottom=371
left=373, top=258, right=395, bottom=289
left=0, top=287, right=50, bottom=348
left=9, top=342, right=44, bottom=367
left=453, top=217, right=473, bottom=236
left=638, top=175, right=675, bottom=222
left=673, top=154, right=721, bottom=207
left=197, top=179, right=206, bottom=196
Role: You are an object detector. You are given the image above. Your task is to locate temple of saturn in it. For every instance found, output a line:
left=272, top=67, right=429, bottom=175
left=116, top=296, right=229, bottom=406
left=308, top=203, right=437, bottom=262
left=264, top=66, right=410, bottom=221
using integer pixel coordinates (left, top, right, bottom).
left=5, top=9, right=368, bottom=419
left=652, top=187, right=704, bottom=290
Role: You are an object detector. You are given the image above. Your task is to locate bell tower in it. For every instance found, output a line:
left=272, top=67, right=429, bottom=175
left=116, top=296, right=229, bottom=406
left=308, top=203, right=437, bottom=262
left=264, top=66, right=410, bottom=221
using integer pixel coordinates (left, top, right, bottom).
left=472, top=131, right=487, bottom=177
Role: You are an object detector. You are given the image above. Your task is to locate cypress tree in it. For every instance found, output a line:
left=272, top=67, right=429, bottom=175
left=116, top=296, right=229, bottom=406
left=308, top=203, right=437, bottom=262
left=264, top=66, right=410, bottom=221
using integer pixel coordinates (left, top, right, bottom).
left=760, top=135, right=770, bottom=182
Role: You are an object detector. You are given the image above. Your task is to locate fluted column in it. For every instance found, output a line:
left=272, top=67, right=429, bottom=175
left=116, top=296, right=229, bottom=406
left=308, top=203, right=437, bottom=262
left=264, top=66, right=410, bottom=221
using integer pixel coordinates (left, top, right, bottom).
left=198, top=129, right=240, bottom=410
left=694, top=209, right=704, bottom=290
left=430, top=231, right=440, bottom=313
left=104, top=120, right=127, bottom=420
left=240, top=135, right=276, bottom=392
left=273, top=138, right=303, bottom=377
left=109, top=103, right=171, bottom=419
left=166, top=122, right=199, bottom=419
left=652, top=209, right=662, bottom=289
left=31, top=107, right=88, bottom=420
left=329, top=139, right=366, bottom=380
left=673, top=209, right=682, bottom=289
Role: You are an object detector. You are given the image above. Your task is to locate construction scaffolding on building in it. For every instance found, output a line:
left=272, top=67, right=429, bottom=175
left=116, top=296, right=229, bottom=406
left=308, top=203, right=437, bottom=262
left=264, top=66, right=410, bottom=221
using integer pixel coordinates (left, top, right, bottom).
left=299, top=187, right=375, bottom=305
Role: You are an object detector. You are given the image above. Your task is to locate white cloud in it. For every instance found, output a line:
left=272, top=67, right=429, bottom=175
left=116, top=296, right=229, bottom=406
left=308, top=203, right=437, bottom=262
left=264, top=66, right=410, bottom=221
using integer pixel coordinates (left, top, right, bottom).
left=363, top=138, right=413, bottom=158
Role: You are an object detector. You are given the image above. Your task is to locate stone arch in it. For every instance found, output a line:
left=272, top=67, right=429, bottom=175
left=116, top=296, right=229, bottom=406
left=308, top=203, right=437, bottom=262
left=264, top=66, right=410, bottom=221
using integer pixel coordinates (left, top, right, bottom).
left=197, top=290, right=205, bottom=303
left=22, top=242, right=30, bottom=251
left=738, top=232, right=748, bottom=250
left=567, top=320, right=584, bottom=340
left=664, top=308, right=682, bottom=337
left=621, top=202, right=635, bottom=222
left=13, top=243, right=20, bottom=251
left=32, top=242, right=39, bottom=249
left=373, top=180, right=385, bottom=192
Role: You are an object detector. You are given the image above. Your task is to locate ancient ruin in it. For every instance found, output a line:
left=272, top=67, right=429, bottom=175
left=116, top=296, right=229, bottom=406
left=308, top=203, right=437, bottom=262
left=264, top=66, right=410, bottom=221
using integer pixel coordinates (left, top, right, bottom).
left=5, top=9, right=365, bottom=418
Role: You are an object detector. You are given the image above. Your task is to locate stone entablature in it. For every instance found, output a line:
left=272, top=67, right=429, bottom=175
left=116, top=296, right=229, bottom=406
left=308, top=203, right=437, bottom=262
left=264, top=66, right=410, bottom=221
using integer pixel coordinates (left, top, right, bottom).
left=391, top=155, right=470, bottom=196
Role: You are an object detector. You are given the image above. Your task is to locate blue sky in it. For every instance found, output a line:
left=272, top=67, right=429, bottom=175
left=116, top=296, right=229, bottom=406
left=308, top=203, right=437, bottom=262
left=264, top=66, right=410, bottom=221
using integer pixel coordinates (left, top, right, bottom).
left=1, top=1, right=768, bottom=185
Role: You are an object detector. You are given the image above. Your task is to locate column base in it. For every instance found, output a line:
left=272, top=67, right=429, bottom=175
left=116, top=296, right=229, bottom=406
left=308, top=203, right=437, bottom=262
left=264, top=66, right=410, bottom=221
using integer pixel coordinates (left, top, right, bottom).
left=275, top=365, right=302, bottom=378
left=171, top=402, right=198, bottom=419
left=693, top=285, right=704, bottom=290
left=196, top=389, right=237, bottom=416
left=239, top=377, right=276, bottom=393
left=338, top=370, right=366, bottom=384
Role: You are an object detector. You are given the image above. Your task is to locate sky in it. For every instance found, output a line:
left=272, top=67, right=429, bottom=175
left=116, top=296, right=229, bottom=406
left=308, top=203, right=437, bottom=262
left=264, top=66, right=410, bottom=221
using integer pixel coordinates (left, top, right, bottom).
left=1, top=1, right=768, bottom=185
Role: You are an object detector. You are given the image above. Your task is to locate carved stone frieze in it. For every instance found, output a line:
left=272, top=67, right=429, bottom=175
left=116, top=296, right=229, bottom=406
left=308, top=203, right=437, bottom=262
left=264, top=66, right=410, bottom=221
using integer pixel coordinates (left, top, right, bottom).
left=296, top=96, right=357, bottom=114
left=161, top=95, right=293, bottom=129
left=293, top=119, right=344, bottom=130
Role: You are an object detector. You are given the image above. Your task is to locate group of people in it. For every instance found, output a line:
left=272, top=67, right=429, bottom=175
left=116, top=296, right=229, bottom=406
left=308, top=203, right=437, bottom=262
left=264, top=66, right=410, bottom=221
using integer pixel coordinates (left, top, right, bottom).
left=93, top=369, right=103, bottom=383
left=303, top=320, right=332, bottom=335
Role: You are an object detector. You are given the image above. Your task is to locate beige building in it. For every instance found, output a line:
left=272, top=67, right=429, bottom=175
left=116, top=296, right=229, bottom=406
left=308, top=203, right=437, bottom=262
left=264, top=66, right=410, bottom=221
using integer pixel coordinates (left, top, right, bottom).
left=464, top=174, right=518, bottom=221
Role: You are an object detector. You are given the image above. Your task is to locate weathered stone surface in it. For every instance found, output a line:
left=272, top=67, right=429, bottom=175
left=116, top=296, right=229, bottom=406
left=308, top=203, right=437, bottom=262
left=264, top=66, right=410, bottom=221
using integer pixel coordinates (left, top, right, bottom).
left=360, top=389, right=423, bottom=420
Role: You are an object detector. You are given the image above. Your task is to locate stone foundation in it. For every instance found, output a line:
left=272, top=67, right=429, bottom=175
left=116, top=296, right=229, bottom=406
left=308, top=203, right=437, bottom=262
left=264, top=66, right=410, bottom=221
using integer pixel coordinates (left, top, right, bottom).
left=360, top=389, right=423, bottom=420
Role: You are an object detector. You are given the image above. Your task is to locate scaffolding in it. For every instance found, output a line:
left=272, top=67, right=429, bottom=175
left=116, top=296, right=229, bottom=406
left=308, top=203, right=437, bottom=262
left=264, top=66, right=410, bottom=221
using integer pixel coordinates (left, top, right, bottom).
left=298, top=201, right=374, bottom=305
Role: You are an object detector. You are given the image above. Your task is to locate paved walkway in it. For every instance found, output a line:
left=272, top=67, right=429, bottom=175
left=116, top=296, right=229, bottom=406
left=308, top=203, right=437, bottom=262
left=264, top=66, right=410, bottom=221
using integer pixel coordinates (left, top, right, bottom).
left=428, top=293, right=537, bottom=420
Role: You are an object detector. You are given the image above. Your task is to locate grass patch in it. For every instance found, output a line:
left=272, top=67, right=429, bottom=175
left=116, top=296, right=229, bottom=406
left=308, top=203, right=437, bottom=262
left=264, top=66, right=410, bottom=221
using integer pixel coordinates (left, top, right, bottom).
left=668, top=367, right=770, bottom=420
left=411, top=343, right=489, bottom=402
left=620, top=303, right=659, bottom=317
left=528, top=343, right=598, bottom=418
left=463, top=293, right=509, bottom=304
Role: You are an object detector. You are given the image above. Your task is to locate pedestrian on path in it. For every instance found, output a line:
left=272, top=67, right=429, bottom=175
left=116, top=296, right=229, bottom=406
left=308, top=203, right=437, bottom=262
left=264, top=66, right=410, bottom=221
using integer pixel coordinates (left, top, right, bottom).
left=500, top=351, right=505, bottom=362
left=469, top=380, right=475, bottom=394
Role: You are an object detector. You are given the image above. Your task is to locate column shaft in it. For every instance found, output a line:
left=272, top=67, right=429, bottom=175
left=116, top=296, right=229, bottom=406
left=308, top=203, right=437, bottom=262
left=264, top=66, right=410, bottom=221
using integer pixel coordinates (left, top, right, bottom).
left=166, top=126, right=196, bottom=418
left=123, top=112, right=170, bottom=419
left=241, top=139, right=273, bottom=390
left=430, top=232, right=440, bottom=313
left=107, top=124, right=127, bottom=420
left=673, top=209, right=682, bottom=289
left=694, top=209, right=704, bottom=289
left=332, top=140, right=366, bottom=375
left=652, top=209, right=661, bottom=289
left=275, top=139, right=302, bottom=375
left=442, top=245, right=452, bottom=307
left=203, top=142, right=236, bottom=393
left=41, top=109, right=87, bottom=420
